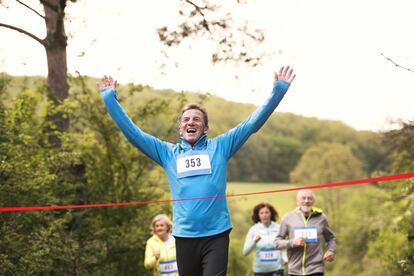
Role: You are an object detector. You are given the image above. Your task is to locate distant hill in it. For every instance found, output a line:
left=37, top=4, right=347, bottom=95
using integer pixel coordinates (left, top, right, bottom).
left=1, top=73, right=386, bottom=182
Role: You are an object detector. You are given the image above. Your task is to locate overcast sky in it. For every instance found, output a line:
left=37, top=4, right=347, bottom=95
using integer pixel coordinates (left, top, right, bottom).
left=1, top=0, right=413, bottom=131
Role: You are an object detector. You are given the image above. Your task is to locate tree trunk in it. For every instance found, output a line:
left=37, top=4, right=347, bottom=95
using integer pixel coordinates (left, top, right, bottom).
left=45, top=39, right=68, bottom=102
left=43, top=0, right=69, bottom=147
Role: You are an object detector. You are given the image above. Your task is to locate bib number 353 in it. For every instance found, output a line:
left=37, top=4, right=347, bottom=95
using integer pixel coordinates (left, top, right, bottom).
left=177, top=152, right=211, bottom=178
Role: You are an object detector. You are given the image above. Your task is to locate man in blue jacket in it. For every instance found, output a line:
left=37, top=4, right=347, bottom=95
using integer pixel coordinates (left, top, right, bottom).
left=97, top=66, right=296, bottom=276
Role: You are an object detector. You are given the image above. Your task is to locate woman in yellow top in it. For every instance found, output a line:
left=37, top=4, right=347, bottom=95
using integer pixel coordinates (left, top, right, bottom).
left=144, top=214, right=178, bottom=275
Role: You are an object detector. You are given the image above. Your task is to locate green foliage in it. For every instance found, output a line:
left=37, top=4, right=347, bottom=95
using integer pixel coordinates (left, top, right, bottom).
left=323, top=186, right=396, bottom=276
left=0, top=89, right=58, bottom=275
left=290, top=142, right=366, bottom=185
left=350, top=130, right=388, bottom=173
left=289, top=129, right=414, bottom=276
left=0, top=75, right=172, bottom=275
left=0, top=74, right=396, bottom=275
left=289, top=142, right=365, bottom=225
left=366, top=121, right=414, bottom=275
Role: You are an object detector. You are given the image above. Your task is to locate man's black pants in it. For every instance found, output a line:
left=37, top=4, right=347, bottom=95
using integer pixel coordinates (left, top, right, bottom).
left=175, top=229, right=231, bottom=276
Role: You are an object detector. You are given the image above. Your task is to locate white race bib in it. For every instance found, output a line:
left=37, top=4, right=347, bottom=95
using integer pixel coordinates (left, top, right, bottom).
left=259, top=248, right=279, bottom=262
left=159, top=260, right=178, bottom=274
left=177, top=151, right=211, bottom=178
left=294, top=226, right=318, bottom=243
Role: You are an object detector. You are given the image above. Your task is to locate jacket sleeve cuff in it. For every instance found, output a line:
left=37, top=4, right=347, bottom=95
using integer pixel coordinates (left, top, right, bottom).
left=272, top=80, right=290, bottom=94
left=100, top=87, right=117, bottom=100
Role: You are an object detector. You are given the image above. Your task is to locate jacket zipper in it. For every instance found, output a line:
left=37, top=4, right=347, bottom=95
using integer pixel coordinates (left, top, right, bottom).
left=300, top=211, right=313, bottom=276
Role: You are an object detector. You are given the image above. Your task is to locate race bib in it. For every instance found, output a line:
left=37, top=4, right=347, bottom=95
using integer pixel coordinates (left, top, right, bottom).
left=159, top=260, right=178, bottom=274
left=259, top=248, right=279, bottom=262
left=177, top=151, right=211, bottom=178
left=294, top=226, right=318, bottom=243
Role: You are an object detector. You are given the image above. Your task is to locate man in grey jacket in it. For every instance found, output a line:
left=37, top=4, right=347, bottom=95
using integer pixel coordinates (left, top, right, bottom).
left=275, top=189, right=336, bottom=276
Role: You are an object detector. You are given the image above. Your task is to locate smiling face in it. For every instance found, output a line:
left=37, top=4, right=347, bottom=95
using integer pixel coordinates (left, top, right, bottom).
left=154, top=219, right=169, bottom=238
left=296, top=190, right=315, bottom=215
left=179, top=109, right=208, bottom=145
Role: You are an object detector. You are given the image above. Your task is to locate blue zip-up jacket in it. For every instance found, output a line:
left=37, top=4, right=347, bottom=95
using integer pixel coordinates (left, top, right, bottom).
left=243, top=221, right=288, bottom=273
left=100, top=80, right=291, bottom=237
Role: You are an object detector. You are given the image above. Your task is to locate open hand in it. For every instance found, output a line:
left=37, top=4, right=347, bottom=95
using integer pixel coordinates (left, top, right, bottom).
left=274, top=66, right=296, bottom=85
left=97, top=75, right=117, bottom=90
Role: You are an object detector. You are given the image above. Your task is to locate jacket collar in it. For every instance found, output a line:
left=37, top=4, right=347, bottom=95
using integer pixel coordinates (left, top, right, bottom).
left=179, top=134, right=207, bottom=150
left=153, top=234, right=174, bottom=244
left=295, top=206, right=323, bottom=216
left=258, top=221, right=275, bottom=228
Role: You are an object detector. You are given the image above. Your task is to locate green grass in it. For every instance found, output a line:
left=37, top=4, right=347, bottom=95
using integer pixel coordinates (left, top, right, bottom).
left=227, top=182, right=299, bottom=217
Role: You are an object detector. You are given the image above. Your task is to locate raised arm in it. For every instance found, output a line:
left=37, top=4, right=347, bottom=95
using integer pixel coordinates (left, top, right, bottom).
left=217, top=66, right=296, bottom=158
left=97, top=76, right=169, bottom=166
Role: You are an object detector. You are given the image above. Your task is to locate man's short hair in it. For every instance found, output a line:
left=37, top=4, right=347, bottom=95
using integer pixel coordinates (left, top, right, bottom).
left=178, top=104, right=209, bottom=127
left=296, top=189, right=316, bottom=201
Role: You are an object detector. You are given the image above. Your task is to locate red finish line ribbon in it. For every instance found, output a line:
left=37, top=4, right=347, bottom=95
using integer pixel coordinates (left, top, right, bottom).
left=1, top=172, right=413, bottom=213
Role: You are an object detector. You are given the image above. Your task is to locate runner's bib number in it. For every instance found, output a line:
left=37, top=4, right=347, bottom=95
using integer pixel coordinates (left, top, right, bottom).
left=294, top=226, right=318, bottom=243
left=177, top=151, right=211, bottom=178
left=160, top=260, right=178, bottom=274
left=259, top=248, right=279, bottom=262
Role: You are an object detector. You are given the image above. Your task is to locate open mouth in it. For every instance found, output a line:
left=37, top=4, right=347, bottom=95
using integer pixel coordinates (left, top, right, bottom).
left=186, top=128, right=197, bottom=134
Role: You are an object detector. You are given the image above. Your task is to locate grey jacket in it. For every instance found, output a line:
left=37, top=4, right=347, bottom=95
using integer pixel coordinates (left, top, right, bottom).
left=274, top=207, right=336, bottom=275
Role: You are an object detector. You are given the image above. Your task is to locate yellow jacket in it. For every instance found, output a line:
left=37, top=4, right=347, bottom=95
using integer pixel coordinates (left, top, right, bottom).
left=144, top=234, right=178, bottom=276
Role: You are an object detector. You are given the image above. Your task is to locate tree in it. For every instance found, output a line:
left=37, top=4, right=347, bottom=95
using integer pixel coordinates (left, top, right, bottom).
left=0, top=75, right=177, bottom=275
left=290, top=142, right=365, bottom=230
left=1, top=0, right=73, bottom=145
left=0, top=84, right=60, bottom=274
left=290, top=142, right=366, bottom=186
left=157, top=0, right=265, bottom=68
left=368, top=120, right=414, bottom=275
left=324, top=119, right=414, bottom=276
